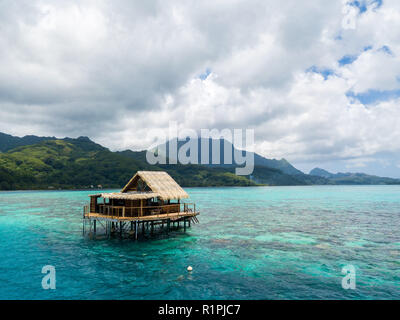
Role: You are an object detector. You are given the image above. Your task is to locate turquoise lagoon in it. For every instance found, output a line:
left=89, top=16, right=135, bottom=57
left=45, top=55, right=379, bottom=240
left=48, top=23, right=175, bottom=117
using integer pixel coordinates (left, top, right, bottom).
left=0, top=185, right=399, bottom=299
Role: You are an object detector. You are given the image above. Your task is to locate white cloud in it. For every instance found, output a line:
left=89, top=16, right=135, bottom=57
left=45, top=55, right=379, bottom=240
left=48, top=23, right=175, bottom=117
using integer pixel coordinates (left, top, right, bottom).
left=0, top=0, right=400, bottom=176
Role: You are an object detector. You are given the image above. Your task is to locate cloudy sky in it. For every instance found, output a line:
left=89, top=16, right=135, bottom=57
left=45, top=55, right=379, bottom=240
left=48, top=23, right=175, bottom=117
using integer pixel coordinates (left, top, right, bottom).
left=1, top=0, right=400, bottom=177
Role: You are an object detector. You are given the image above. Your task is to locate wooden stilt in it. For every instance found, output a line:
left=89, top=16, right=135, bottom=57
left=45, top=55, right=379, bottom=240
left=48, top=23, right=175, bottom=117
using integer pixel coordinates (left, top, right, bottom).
left=82, top=202, right=199, bottom=239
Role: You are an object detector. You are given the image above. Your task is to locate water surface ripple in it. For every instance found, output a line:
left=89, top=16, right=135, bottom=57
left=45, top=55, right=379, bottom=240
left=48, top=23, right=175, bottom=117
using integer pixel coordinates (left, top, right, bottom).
left=0, top=186, right=399, bottom=299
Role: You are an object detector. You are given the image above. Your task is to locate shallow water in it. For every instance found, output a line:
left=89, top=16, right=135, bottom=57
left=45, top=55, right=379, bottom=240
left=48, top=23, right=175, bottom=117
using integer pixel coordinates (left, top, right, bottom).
left=0, top=185, right=399, bottom=299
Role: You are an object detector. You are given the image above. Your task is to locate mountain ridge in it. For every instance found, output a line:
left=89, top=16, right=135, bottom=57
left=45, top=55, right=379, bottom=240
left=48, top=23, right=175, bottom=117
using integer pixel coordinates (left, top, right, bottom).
left=0, top=132, right=399, bottom=189
left=153, top=137, right=303, bottom=175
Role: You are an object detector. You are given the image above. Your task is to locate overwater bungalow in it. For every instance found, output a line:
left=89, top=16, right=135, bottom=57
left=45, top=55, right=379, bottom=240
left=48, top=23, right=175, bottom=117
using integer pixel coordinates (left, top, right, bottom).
left=83, top=171, right=199, bottom=238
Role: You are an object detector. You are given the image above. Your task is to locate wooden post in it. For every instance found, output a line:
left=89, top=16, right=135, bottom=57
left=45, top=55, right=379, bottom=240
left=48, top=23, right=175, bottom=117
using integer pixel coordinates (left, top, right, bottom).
left=167, top=219, right=170, bottom=235
left=142, top=221, right=145, bottom=235
left=135, top=221, right=138, bottom=240
left=151, top=221, right=154, bottom=235
left=120, top=222, right=123, bottom=237
left=140, top=199, right=143, bottom=217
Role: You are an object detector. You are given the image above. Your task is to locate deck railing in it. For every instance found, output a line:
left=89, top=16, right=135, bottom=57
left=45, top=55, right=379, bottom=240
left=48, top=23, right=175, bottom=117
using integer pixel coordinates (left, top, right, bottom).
left=85, top=202, right=197, bottom=218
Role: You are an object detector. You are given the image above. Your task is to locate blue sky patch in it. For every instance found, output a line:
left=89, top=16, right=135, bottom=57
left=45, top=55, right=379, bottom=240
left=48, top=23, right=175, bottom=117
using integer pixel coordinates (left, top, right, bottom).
left=349, top=0, right=383, bottom=14
left=363, top=45, right=373, bottom=52
left=339, top=46, right=372, bottom=66
left=335, top=34, right=343, bottom=41
left=372, top=0, right=383, bottom=9
left=347, top=89, right=400, bottom=105
left=307, top=66, right=335, bottom=80
left=199, top=68, right=211, bottom=80
left=379, top=45, right=393, bottom=55
left=339, top=54, right=358, bottom=66
left=349, top=1, right=368, bottom=13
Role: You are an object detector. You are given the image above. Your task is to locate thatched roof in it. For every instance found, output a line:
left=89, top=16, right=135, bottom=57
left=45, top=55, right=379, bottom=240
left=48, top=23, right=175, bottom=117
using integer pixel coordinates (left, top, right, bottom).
left=120, top=171, right=189, bottom=200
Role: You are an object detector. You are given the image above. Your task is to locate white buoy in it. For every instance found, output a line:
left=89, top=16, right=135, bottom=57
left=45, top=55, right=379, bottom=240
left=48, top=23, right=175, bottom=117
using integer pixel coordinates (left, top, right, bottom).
left=187, top=266, right=193, bottom=272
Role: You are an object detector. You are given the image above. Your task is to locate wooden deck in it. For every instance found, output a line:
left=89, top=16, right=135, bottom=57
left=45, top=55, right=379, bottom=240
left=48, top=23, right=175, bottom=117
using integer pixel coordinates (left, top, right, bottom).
left=83, top=201, right=199, bottom=239
left=84, top=211, right=199, bottom=222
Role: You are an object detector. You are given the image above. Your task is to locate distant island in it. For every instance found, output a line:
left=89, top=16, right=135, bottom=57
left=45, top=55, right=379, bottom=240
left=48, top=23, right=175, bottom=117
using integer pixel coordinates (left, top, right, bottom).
left=0, top=132, right=399, bottom=190
left=309, top=168, right=400, bottom=185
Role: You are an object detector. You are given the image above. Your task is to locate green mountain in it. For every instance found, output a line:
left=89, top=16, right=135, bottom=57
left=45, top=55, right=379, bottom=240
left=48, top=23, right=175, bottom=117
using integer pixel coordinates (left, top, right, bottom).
left=309, top=168, right=334, bottom=178
left=0, top=133, right=325, bottom=189
left=310, top=168, right=400, bottom=185
left=155, top=138, right=303, bottom=175
left=1, top=132, right=398, bottom=190
left=0, top=136, right=258, bottom=190
left=116, top=150, right=255, bottom=187
left=0, top=132, right=57, bottom=152
left=152, top=138, right=329, bottom=185
left=0, top=137, right=146, bottom=189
